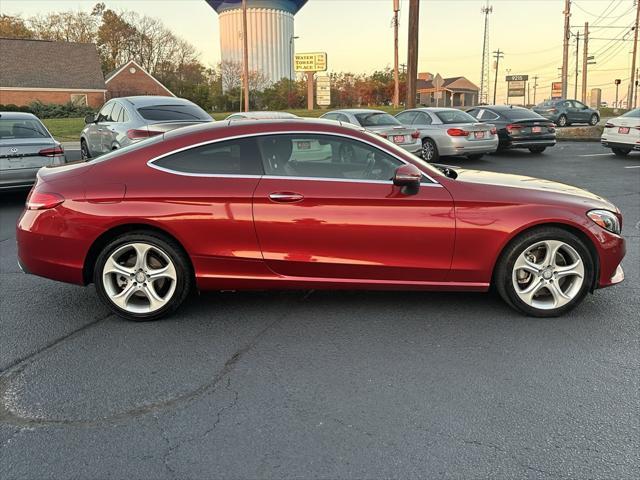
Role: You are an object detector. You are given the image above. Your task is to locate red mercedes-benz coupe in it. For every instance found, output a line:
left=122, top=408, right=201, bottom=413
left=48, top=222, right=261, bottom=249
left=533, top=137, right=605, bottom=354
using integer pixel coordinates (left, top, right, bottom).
left=17, top=119, right=625, bottom=321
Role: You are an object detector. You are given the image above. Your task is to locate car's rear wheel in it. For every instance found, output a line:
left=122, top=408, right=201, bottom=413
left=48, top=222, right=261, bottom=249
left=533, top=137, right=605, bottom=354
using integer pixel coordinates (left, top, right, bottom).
left=495, top=227, right=594, bottom=317
left=612, top=147, right=631, bottom=157
left=467, top=154, right=484, bottom=160
left=94, top=232, right=192, bottom=321
left=589, top=114, right=599, bottom=126
left=528, top=146, right=547, bottom=154
left=421, top=138, right=439, bottom=162
left=557, top=114, right=568, bottom=127
left=80, top=139, right=91, bottom=160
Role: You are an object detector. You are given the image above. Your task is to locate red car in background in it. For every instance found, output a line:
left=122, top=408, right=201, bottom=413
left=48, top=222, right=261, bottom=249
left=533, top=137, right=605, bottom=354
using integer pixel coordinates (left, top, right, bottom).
left=17, top=119, right=625, bottom=321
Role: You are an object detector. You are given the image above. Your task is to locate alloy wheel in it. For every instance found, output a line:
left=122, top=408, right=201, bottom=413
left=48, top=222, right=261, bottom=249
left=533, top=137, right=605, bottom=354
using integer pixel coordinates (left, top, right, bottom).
left=511, top=240, right=584, bottom=310
left=422, top=140, right=435, bottom=161
left=102, top=242, right=177, bottom=314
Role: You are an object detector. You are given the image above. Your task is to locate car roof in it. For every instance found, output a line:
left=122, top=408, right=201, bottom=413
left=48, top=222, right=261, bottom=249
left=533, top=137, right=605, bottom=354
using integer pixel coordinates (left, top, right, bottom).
left=480, top=105, right=529, bottom=112
left=328, top=109, right=389, bottom=115
left=117, top=96, right=196, bottom=107
left=402, top=107, right=462, bottom=113
left=0, top=111, right=40, bottom=120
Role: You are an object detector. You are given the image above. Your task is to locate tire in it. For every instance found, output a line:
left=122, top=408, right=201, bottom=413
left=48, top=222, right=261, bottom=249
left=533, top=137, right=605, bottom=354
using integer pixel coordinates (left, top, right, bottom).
left=612, top=147, right=631, bottom=157
left=467, top=154, right=484, bottom=160
left=589, top=114, right=599, bottom=126
left=421, top=138, right=439, bottom=162
left=80, top=139, right=91, bottom=160
left=528, top=146, right=547, bottom=154
left=494, top=227, right=595, bottom=317
left=94, top=231, right=193, bottom=321
left=556, top=114, right=568, bottom=127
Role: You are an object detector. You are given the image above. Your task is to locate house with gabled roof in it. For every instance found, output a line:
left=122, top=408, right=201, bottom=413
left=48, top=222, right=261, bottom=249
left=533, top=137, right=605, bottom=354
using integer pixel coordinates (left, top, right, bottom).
left=416, top=72, right=479, bottom=108
left=0, top=38, right=107, bottom=108
left=105, top=60, right=175, bottom=99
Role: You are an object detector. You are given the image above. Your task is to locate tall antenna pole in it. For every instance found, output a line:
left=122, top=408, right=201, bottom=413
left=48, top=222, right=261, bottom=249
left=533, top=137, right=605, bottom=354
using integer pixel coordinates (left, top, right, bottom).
left=581, top=22, right=589, bottom=103
left=533, top=75, right=539, bottom=104
left=392, top=0, right=400, bottom=107
left=492, top=49, right=504, bottom=104
left=405, top=0, right=420, bottom=108
left=561, top=0, right=571, bottom=99
left=574, top=30, right=580, bottom=100
left=242, top=0, right=250, bottom=112
left=628, top=0, right=639, bottom=109
left=479, top=2, right=493, bottom=105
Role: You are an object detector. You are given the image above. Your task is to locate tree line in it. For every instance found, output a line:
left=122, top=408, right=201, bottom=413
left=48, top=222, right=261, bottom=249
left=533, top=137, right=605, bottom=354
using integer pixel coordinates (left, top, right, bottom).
left=0, top=4, right=406, bottom=112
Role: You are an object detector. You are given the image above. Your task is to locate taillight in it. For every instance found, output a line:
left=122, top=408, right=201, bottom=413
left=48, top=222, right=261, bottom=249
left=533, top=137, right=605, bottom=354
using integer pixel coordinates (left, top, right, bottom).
left=26, top=191, right=65, bottom=210
left=604, top=123, right=614, bottom=128
left=411, top=130, right=420, bottom=139
left=447, top=128, right=469, bottom=137
left=38, top=146, right=64, bottom=157
left=127, top=129, right=163, bottom=140
left=490, top=127, right=497, bottom=135
left=506, top=124, right=523, bottom=134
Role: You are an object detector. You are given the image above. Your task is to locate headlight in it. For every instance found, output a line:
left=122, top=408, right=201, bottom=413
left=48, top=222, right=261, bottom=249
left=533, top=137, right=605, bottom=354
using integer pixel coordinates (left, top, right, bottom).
left=587, top=209, right=621, bottom=234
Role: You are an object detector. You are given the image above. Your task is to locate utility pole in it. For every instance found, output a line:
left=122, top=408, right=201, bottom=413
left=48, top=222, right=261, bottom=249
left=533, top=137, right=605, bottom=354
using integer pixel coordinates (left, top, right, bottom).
left=628, top=0, right=639, bottom=109
left=561, top=0, right=571, bottom=99
left=479, top=2, right=493, bottom=105
left=533, top=75, right=539, bottom=104
left=241, top=0, right=249, bottom=112
left=492, top=49, right=504, bottom=104
left=392, top=0, right=400, bottom=107
left=505, top=67, right=511, bottom=105
left=574, top=30, right=580, bottom=99
left=615, top=79, right=621, bottom=110
left=581, top=22, right=589, bottom=103
left=405, top=0, right=420, bottom=108
left=635, top=68, right=639, bottom=109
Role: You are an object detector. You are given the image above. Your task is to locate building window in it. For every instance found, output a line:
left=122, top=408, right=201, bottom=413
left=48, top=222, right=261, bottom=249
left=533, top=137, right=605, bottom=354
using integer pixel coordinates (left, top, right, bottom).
left=70, top=94, right=88, bottom=106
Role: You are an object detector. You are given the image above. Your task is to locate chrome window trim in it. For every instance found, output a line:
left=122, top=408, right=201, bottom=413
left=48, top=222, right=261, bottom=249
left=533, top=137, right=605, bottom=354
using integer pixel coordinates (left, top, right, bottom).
left=146, top=130, right=442, bottom=185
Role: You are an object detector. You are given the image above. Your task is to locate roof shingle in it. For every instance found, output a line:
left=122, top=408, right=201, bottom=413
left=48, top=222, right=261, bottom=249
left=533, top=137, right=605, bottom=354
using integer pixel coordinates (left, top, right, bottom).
left=0, top=38, right=106, bottom=90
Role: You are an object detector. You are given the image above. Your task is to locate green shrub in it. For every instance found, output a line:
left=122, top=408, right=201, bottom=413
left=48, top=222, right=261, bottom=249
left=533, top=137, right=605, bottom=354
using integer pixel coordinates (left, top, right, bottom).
left=26, top=101, right=96, bottom=119
left=0, top=104, right=33, bottom=113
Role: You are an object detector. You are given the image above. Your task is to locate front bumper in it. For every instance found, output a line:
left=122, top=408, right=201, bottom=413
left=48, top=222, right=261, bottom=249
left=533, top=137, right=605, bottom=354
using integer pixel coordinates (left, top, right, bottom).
left=595, top=230, right=626, bottom=289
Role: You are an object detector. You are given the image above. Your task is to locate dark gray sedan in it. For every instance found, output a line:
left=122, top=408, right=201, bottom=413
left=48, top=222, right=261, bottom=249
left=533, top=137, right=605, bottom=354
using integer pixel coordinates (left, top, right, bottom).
left=532, top=99, right=600, bottom=127
left=80, top=96, right=213, bottom=159
left=0, top=112, right=65, bottom=191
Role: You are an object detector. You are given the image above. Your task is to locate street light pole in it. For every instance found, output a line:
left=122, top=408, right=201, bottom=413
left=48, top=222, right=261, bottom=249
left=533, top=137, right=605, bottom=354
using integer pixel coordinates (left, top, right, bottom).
left=288, top=35, right=299, bottom=108
left=492, top=49, right=504, bottom=104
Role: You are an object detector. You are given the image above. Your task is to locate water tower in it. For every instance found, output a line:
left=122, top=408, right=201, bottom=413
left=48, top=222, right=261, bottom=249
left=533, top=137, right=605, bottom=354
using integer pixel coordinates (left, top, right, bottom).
left=206, top=0, right=307, bottom=85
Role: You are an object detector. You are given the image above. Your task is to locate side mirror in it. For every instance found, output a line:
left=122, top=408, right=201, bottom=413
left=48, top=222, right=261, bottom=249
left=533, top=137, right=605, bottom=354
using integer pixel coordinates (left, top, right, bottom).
left=84, top=114, right=96, bottom=125
left=393, top=163, right=422, bottom=193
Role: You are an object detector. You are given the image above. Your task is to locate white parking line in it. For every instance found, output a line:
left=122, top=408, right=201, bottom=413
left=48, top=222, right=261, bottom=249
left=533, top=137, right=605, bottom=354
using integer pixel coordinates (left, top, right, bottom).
left=578, top=153, right=612, bottom=157
left=624, top=165, right=640, bottom=169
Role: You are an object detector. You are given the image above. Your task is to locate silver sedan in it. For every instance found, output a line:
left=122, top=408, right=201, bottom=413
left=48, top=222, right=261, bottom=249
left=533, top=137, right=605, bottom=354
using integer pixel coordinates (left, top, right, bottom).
left=320, top=109, right=422, bottom=155
left=395, top=108, right=498, bottom=162
left=0, top=112, right=65, bottom=190
left=81, top=96, right=213, bottom=159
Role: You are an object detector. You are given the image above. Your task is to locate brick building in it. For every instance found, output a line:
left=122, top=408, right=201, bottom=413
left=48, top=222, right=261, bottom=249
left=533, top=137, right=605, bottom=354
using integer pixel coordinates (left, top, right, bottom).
left=105, top=60, right=175, bottom=99
left=0, top=38, right=106, bottom=108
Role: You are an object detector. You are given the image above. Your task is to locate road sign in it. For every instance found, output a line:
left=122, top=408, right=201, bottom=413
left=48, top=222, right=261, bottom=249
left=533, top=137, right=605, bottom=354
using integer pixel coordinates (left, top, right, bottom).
left=551, top=81, right=563, bottom=99
left=508, top=80, right=526, bottom=97
left=295, top=52, right=327, bottom=72
left=316, top=75, right=331, bottom=106
left=505, top=74, right=528, bottom=82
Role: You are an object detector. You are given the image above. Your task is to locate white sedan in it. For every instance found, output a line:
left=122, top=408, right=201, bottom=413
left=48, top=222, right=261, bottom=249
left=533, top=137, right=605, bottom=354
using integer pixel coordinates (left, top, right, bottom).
left=601, top=109, right=639, bottom=156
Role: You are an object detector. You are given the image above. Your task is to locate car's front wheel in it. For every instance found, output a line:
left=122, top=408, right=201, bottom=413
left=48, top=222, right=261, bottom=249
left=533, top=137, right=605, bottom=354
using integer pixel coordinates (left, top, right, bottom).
left=80, top=139, right=91, bottom=160
left=94, top=232, right=192, bottom=321
left=495, top=227, right=594, bottom=317
left=421, top=138, right=439, bottom=162
left=612, top=147, right=631, bottom=157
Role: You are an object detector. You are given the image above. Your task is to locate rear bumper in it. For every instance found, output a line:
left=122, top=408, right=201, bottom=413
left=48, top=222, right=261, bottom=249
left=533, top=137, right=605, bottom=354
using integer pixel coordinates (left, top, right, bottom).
left=601, top=139, right=639, bottom=151
left=398, top=139, right=422, bottom=154
left=506, top=138, right=556, bottom=149
left=438, top=137, right=499, bottom=156
left=0, top=167, right=38, bottom=190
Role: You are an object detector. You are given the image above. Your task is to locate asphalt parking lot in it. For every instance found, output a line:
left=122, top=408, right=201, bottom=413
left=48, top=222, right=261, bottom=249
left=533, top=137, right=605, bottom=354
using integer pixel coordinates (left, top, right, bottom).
left=1, top=142, right=639, bottom=479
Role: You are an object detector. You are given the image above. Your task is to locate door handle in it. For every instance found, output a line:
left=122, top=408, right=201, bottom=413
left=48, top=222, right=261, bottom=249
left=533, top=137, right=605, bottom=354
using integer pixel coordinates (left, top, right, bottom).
left=269, top=192, right=304, bottom=203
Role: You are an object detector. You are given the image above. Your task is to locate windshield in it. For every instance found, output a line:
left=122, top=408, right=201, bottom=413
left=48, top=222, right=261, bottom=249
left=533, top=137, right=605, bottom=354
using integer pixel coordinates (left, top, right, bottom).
left=0, top=119, right=49, bottom=140
left=137, top=104, right=211, bottom=122
left=621, top=108, right=640, bottom=118
left=355, top=112, right=401, bottom=127
left=502, top=108, right=545, bottom=121
left=434, top=110, right=478, bottom=124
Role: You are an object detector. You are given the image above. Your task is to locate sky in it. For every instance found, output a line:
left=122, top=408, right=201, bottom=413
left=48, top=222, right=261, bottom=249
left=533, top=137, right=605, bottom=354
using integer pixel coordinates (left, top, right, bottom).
left=2, top=0, right=637, bottom=104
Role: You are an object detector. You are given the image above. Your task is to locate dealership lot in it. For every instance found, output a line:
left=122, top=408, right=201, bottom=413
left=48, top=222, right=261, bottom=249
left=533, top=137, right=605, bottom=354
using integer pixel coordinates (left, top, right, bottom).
left=1, top=142, right=639, bottom=478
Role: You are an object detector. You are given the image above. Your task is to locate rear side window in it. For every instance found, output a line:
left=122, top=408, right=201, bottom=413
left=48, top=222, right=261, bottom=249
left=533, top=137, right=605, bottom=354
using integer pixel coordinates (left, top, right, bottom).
left=477, top=109, right=500, bottom=121
left=110, top=103, right=123, bottom=122
left=434, top=110, right=477, bottom=124
left=395, top=111, right=418, bottom=124
left=152, top=138, right=263, bottom=175
left=137, top=104, right=211, bottom=122
left=0, top=119, right=49, bottom=139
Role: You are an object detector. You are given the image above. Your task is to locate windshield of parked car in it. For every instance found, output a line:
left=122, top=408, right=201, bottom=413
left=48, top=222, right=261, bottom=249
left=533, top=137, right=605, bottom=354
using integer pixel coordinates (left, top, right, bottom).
left=355, top=112, right=401, bottom=127
left=434, top=110, right=478, bottom=124
left=501, top=108, right=545, bottom=121
left=621, top=109, right=640, bottom=118
left=0, top=119, right=49, bottom=139
left=137, top=104, right=211, bottom=122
